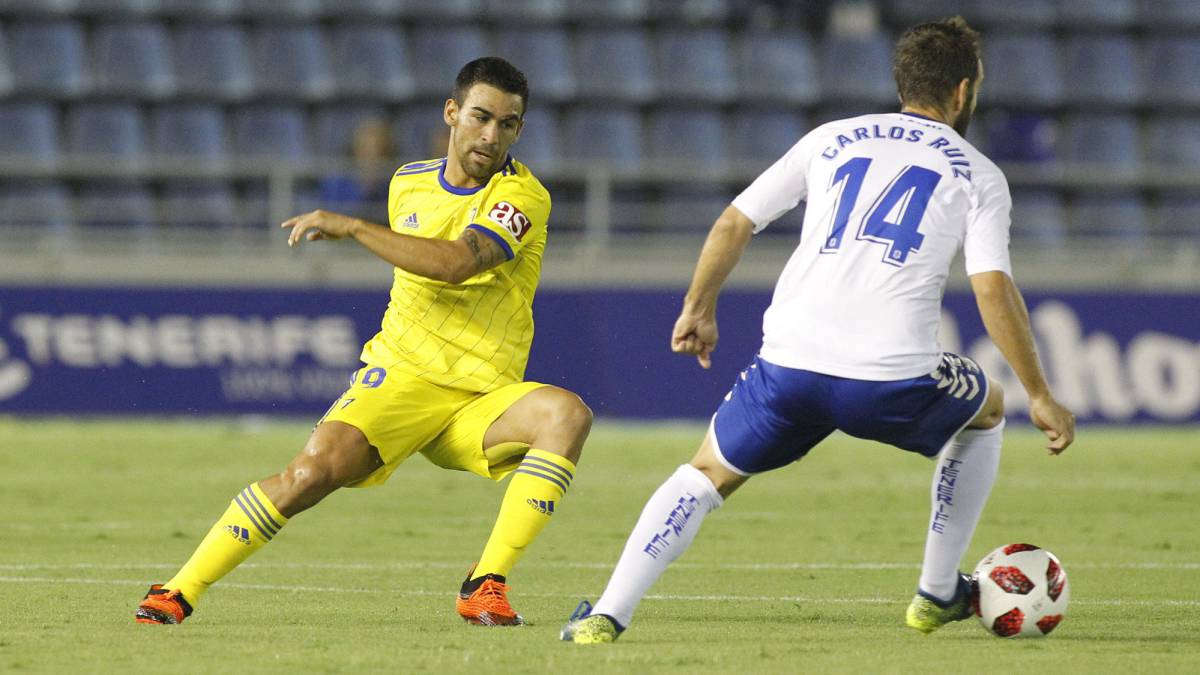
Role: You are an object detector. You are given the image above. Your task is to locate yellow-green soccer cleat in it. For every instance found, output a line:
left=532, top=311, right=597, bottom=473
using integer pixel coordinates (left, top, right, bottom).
left=905, top=573, right=978, bottom=634
left=560, top=600, right=624, bottom=644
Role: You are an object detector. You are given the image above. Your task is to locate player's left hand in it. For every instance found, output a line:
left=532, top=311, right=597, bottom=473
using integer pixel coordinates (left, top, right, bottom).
left=281, top=209, right=360, bottom=247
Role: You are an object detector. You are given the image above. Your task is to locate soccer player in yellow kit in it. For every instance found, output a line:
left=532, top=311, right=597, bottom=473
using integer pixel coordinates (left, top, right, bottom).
left=135, top=57, right=591, bottom=627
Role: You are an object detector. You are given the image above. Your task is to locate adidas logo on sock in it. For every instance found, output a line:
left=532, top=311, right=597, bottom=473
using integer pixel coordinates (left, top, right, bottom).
left=401, top=212, right=420, bottom=229
left=526, top=498, right=555, bottom=515
left=224, top=524, right=251, bottom=545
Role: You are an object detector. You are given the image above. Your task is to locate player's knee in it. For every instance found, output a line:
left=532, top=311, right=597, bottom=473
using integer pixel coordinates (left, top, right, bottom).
left=536, top=387, right=593, bottom=437
left=971, top=380, right=1006, bottom=429
left=282, top=454, right=340, bottom=501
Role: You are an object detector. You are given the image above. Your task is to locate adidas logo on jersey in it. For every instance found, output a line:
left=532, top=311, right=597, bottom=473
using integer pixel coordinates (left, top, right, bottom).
left=224, top=524, right=251, bottom=545
left=401, top=212, right=420, bottom=229
left=526, top=498, right=555, bottom=515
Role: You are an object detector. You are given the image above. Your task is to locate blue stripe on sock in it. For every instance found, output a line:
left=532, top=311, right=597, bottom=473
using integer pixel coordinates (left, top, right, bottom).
left=513, top=468, right=568, bottom=493
left=234, top=494, right=273, bottom=541
left=521, top=455, right=574, bottom=481
left=240, top=490, right=277, bottom=535
left=244, top=487, right=282, bottom=531
left=518, top=461, right=572, bottom=489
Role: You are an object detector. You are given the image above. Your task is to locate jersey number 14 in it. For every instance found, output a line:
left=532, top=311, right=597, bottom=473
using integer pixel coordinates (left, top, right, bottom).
left=819, top=157, right=941, bottom=266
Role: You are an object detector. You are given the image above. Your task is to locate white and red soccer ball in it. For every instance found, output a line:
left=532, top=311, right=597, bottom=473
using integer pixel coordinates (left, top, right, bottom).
left=973, top=543, right=1069, bottom=638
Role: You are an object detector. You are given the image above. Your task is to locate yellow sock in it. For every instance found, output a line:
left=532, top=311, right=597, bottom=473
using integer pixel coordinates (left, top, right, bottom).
left=164, top=482, right=288, bottom=604
left=475, top=449, right=575, bottom=579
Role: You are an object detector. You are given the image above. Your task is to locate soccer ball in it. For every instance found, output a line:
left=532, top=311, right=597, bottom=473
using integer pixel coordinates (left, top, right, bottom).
left=973, top=543, right=1069, bottom=638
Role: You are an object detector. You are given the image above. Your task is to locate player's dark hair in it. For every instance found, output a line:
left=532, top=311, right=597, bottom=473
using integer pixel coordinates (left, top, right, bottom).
left=453, top=57, right=530, bottom=115
left=892, top=16, right=982, bottom=110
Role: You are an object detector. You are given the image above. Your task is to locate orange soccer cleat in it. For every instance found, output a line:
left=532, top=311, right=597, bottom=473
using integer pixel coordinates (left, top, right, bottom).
left=456, top=566, right=524, bottom=626
left=135, top=584, right=194, bottom=625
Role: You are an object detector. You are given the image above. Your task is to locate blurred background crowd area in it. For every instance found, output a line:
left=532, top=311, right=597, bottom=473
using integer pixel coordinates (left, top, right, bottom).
left=0, top=0, right=1198, bottom=287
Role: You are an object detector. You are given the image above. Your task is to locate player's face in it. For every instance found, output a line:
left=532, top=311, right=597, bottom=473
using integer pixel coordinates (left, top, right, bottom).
left=446, top=84, right=525, bottom=181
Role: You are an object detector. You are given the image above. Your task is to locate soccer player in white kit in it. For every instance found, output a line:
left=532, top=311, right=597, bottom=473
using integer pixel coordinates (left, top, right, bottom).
left=562, top=17, right=1076, bottom=643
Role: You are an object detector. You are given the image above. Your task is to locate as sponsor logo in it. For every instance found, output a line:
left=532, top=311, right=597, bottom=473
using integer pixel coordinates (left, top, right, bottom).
left=486, top=201, right=532, bottom=241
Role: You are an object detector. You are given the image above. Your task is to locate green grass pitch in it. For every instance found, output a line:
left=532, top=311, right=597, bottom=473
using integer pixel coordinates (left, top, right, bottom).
left=1, top=417, right=1197, bottom=673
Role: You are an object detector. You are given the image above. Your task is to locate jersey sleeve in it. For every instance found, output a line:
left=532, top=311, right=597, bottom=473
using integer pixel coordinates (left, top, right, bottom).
left=963, top=166, right=1013, bottom=277
left=731, top=134, right=813, bottom=233
left=469, top=177, right=550, bottom=261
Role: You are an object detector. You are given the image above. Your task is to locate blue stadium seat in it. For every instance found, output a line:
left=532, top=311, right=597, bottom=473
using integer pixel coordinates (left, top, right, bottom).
left=492, top=26, right=576, bottom=102
left=0, top=180, right=73, bottom=232
left=174, top=23, right=253, bottom=100
left=253, top=25, right=333, bottom=99
left=240, top=0, right=322, bottom=16
left=982, top=33, right=1063, bottom=106
left=964, top=0, right=1054, bottom=26
left=233, top=105, right=309, bottom=160
left=731, top=109, right=806, bottom=163
left=1057, top=0, right=1137, bottom=27
left=1064, top=34, right=1139, bottom=106
left=313, top=105, right=389, bottom=157
left=76, top=182, right=156, bottom=231
left=393, top=103, right=451, bottom=159
left=484, top=0, right=567, bottom=21
left=91, top=22, right=174, bottom=97
left=981, top=111, right=1057, bottom=164
left=151, top=104, right=228, bottom=160
left=66, top=103, right=146, bottom=163
left=648, top=107, right=725, bottom=163
left=159, top=0, right=240, bottom=18
left=160, top=181, right=238, bottom=230
left=511, top=107, right=559, bottom=169
left=77, top=0, right=159, bottom=13
left=1153, top=192, right=1200, bottom=238
left=567, top=0, right=648, bottom=21
left=650, top=0, right=730, bottom=22
left=9, top=20, right=88, bottom=96
left=655, top=185, right=733, bottom=231
left=0, top=27, right=14, bottom=97
left=1143, top=38, right=1200, bottom=106
left=324, top=0, right=403, bottom=17
left=736, top=29, right=819, bottom=105
left=575, top=28, right=654, bottom=102
left=819, top=31, right=895, bottom=104
left=1146, top=116, right=1200, bottom=168
left=656, top=29, right=735, bottom=102
left=562, top=106, right=643, bottom=169
left=330, top=24, right=413, bottom=100
left=0, top=102, right=59, bottom=160
left=1138, top=0, right=1200, bottom=27
left=886, top=0, right=967, bottom=25
left=1064, top=114, right=1140, bottom=168
left=406, top=0, right=481, bottom=18
left=1009, top=188, right=1067, bottom=248
left=1071, top=192, right=1148, bottom=242
left=411, top=26, right=489, bottom=95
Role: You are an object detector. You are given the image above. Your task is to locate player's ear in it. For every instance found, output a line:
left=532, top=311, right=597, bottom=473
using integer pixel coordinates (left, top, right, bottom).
left=444, top=98, right=458, bottom=127
left=953, top=78, right=971, bottom=113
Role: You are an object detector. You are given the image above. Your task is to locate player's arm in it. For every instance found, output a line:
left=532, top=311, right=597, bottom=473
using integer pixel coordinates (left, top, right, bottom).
left=281, top=209, right=506, bottom=284
left=969, top=270, right=1076, bottom=454
left=673, top=205, right=756, bottom=369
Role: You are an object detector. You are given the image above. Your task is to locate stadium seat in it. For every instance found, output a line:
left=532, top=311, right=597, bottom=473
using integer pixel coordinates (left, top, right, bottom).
left=1152, top=192, right=1200, bottom=238
left=233, top=105, right=309, bottom=160
left=9, top=20, right=88, bottom=96
left=1063, top=34, right=1140, bottom=107
left=91, top=22, right=175, bottom=98
left=76, top=182, right=157, bottom=232
left=393, top=103, right=451, bottom=159
left=650, top=0, right=731, bottom=23
left=173, top=23, right=253, bottom=100
left=1146, top=116, right=1200, bottom=168
left=323, top=0, right=404, bottom=18
left=982, top=111, right=1057, bottom=164
left=1071, top=192, right=1148, bottom=242
left=567, top=0, right=649, bottom=21
left=406, top=0, right=481, bottom=19
left=1057, top=0, right=1137, bottom=27
left=1063, top=114, right=1140, bottom=169
left=0, top=102, right=59, bottom=160
left=1009, top=188, right=1067, bottom=248
left=1138, top=0, right=1200, bottom=28
left=484, top=0, right=567, bottom=21
left=886, top=0, right=967, bottom=25
left=511, top=107, right=559, bottom=169
left=981, top=33, right=1063, bottom=106
left=0, top=180, right=73, bottom=232
left=731, top=109, right=807, bottom=163
left=330, top=24, right=413, bottom=100
left=76, top=0, right=159, bottom=13
left=252, top=25, right=334, bottom=100
left=655, top=184, right=733, bottom=231
left=735, top=29, right=820, bottom=105
left=0, top=27, right=14, bottom=97
left=313, top=105, right=390, bottom=157
left=1143, top=37, right=1200, bottom=106
left=240, top=0, right=322, bottom=16
left=818, top=31, right=895, bottom=104
left=492, top=26, right=576, bottom=102
left=562, top=106, right=643, bottom=169
left=964, top=0, right=1054, bottom=26
left=160, top=181, right=238, bottom=230
left=575, top=28, right=655, bottom=102
left=159, top=0, right=240, bottom=18
left=66, top=103, right=147, bottom=164
left=151, top=104, right=228, bottom=161
left=411, top=25, right=489, bottom=96
left=656, top=29, right=735, bottom=102
left=648, top=107, right=725, bottom=163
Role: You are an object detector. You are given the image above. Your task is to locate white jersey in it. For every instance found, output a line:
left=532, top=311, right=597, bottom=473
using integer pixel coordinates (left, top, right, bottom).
left=731, top=112, right=1012, bottom=381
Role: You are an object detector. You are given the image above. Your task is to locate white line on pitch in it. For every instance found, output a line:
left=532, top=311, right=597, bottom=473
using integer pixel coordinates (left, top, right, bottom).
left=1, top=561, right=1197, bottom=571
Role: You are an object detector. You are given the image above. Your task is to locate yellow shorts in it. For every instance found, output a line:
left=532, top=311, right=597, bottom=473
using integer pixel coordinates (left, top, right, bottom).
left=319, top=365, right=546, bottom=488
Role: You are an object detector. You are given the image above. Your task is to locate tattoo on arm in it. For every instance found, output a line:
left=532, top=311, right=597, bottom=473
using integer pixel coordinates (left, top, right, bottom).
left=462, top=229, right=505, bottom=274
left=464, top=229, right=486, bottom=271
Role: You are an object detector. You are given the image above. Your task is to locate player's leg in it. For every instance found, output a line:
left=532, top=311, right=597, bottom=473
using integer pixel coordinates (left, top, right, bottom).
left=136, top=422, right=381, bottom=624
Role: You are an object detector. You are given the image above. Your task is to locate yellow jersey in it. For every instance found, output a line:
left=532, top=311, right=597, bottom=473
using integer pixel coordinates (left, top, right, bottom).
left=359, top=155, right=550, bottom=393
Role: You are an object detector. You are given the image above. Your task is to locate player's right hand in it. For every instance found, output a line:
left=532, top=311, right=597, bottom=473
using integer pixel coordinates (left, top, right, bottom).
left=671, top=310, right=718, bottom=369
left=1028, top=395, right=1075, bottom=455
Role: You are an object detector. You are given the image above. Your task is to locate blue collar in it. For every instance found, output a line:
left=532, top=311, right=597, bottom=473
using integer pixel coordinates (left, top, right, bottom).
left=438, top=159, right=487, bottom=196
left=900, top=111, right=947, bottom=125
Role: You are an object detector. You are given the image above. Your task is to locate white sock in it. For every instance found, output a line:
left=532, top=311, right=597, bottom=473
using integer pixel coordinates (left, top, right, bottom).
left=591, top=464, right=723, bottom=628
left=918, top=419, right=1004, bottom=603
